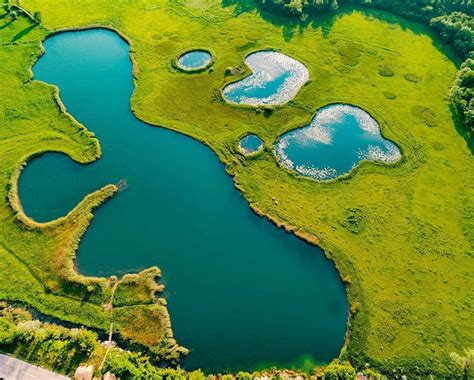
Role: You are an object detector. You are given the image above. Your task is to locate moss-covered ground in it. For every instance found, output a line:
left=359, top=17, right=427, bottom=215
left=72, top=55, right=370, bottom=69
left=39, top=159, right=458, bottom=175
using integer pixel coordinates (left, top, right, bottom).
left=1, top=0, right=473, bottom=376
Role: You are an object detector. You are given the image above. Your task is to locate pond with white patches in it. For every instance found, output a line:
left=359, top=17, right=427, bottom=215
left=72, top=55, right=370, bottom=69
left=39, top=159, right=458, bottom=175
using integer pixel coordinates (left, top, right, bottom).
left=222, top=50, right=309, bottom=107
left=275, top=104, right=401, bottom=180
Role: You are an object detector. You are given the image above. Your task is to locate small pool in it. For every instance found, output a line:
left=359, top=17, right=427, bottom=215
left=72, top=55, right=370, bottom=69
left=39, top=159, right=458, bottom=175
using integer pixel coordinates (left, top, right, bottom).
left=275, top=104, right=401, bottom=180
left=177, top=50, right=212, bottom=71
left=239, top=134, right=264, bottom=155
left=222, top=50, right=309, bottom=107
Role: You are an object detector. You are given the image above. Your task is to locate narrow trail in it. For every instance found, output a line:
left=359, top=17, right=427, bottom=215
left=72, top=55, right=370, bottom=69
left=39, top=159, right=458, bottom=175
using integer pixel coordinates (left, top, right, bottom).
left=99, top=279, right=118, bottom=371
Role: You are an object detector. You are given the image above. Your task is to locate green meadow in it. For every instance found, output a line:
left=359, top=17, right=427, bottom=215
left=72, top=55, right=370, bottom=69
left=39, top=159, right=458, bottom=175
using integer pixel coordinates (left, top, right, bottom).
left=1, top=0, right=473, bottom=377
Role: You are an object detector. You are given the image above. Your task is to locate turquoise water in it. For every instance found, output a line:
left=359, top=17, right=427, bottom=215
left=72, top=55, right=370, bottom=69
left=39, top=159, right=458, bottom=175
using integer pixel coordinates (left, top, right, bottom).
left=177, top=50, right=212, bottom=71
left=239, top=134, right=263, bottom=155
left=19, top=29, right=348, bottom=372
left=275, top=104, right=401, bottom=180
left=222, top=50, right=309, bottom=107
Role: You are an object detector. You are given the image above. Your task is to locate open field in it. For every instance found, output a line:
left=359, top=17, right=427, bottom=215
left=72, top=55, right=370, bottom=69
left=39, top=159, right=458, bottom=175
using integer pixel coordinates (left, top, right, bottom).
left=1, top=0, right=473, bottom=376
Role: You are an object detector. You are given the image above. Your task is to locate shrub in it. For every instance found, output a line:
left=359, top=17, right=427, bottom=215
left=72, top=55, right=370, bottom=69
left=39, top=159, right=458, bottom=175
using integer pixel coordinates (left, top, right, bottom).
left=0, top=318, right=15, bottom=345
left=323, top=359, right=357, bottom=379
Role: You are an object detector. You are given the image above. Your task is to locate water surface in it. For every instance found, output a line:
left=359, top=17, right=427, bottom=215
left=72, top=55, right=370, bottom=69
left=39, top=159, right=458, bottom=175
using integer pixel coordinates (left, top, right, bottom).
left=19, top=29, right=347, bottom=372
left=222, top=50, right=309, bottom=107
left=275, top=104, right=401, bottom=180
left=239, top=134, right=263, bottom=155
left=177, top=50, right=212, bottom=71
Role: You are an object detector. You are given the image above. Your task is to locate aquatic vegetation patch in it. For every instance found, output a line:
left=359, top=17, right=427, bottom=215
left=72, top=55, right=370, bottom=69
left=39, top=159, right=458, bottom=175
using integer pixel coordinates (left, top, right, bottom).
left=274, top=104, right=401, bottom=180
left=222, top=50, right=309, bottom=107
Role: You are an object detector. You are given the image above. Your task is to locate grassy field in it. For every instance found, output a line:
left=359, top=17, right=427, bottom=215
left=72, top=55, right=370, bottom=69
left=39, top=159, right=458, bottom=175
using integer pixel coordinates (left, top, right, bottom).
left=1, top=0, right=473, bottom=376
left=0, top=6, right=185, bottom=364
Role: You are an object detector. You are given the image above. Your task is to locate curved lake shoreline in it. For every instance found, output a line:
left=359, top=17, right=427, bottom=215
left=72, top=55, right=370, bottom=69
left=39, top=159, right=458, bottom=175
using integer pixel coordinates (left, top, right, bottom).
left=19, top=29, right=348, bottom=372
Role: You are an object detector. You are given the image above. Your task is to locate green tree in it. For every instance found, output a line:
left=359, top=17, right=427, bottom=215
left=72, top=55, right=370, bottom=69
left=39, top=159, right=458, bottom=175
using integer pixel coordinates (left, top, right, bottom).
left=323, top=359, right=357, bottom=380
left=0, top=318, right=15, bottom=345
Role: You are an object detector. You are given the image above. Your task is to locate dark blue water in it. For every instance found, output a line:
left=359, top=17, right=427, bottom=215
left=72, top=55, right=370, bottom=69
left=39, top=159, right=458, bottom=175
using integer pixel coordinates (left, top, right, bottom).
left=177, top=50, right=212, bottom=70
left=19, top=29, right=348, bottom=372
left=222, top=50, right=309, bottom=107
left=239, top=134, right=263, bottom=154
left=275, top=104, right=401, bottom=180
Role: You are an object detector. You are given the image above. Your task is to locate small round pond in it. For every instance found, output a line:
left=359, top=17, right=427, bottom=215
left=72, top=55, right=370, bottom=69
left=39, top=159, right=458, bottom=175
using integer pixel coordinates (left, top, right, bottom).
left=222, top=50, right=309, bottom=107
left=275, top=104, right=401, bottom=180
left=177, top=49, right=212, bottom=71
left=239, top=134, right=263, bottom=155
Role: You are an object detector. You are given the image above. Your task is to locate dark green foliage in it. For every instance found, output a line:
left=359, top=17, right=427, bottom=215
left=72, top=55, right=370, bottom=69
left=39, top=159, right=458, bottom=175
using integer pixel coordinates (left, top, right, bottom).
left=257, top=0, right=338, bottom=17
left=431, top=12, right=473, bottom=59
left=103, top=350, right=206, bottom=379
left=450, top=58, right=473, bottom=132
left=0, top=318, right=15, bottom=345
left=322, top=359, right=356, bottom=379
left=0, top=305, right=99, bottom=375
left=33, top=10, right=40, bottom=23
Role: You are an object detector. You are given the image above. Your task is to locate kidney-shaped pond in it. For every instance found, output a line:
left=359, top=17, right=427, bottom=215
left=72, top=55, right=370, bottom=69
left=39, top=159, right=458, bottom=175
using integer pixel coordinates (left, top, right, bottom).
left=222, top=50, right=309, bottom=107
left=19, top=29, right=348, bottom=372
left=275, top=104, right=401, bottom=180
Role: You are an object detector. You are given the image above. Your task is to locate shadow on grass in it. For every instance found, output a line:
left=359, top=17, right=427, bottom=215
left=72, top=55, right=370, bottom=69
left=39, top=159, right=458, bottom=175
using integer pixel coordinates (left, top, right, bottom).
left=450, top=105, right=474, bottom=154
left=0, top=17, right=14, bottom=30
left=221, top=0, right=344, bottom=41
left=12, top=23, right=38, bottom=42
left=220, top=2, right=461, bottom=65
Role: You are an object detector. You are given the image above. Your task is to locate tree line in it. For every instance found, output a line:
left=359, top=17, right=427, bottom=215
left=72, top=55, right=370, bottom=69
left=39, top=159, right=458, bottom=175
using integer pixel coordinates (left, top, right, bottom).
left=256, top=0, right=473, bottom=133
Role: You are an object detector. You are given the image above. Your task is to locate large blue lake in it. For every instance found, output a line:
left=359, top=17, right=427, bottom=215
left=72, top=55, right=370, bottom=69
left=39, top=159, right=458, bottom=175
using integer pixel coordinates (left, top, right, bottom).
left=19, top=29, right=348, bottom=372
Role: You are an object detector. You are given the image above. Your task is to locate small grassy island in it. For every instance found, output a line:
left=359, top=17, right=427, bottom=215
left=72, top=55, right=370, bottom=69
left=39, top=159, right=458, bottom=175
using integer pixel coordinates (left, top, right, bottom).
left=0, top=0, right=473, bottom=378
